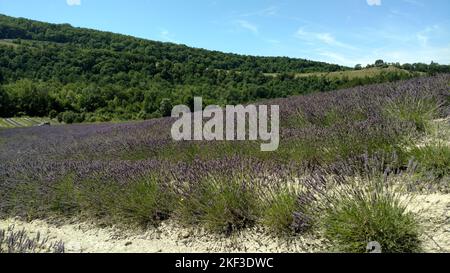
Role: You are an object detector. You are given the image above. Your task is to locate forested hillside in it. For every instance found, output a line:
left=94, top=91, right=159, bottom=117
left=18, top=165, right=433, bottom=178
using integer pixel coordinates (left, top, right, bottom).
left=0, top=14, right=448, bottom=123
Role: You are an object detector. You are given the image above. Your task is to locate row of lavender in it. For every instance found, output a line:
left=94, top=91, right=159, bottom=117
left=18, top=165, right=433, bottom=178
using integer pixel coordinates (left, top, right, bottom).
left=0, top=75, right=448, bottom=233
left=2, top=76, right=448, bottom=160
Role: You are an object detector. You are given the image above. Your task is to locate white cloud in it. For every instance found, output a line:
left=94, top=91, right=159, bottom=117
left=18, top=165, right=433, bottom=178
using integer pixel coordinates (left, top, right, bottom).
left=315, top=41, right=450, bottom=67
left=240, top=6, right=278, bottom=17
left=416, top=33, right=428, bottom=47
left=367, top=0, right=381, bottom=6
left=66, top=0, right=81, bottom=6
left=267, top=39, right=280, bottom=44
left=296, top=23, right=450, bottom=66
left=402, top=0, right=424, bottom=7
left=159, top=29, right=178, bottom=43
left=415, top=25, right=443, bottom=48
left=235, top=20, right=259, bottom=35
left=316, top=33, right=336, bottom=45
left=295, top=29, right=355, bottom=50
left=382, top=46, right=450, bottom=64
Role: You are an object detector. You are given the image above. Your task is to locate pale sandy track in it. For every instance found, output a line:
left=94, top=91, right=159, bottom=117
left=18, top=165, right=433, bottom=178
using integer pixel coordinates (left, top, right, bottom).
left=0, top=218, right=324, bottom=253
left=407, top=194, right=450, bottom=253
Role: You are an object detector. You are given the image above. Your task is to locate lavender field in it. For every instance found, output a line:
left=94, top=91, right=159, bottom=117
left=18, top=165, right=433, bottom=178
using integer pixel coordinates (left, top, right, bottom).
left=1, top=75, right=449, bottom=253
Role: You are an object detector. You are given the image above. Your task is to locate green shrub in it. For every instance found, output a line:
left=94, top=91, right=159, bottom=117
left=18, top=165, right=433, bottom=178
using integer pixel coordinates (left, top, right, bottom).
left=77, top=178, right=120, bottom=221
left=261, top=188, right=299, bottom=234
left=48, top=109, right=58, bottom=119
left=58, top=111, right=85, bottom=124
left=284, top=110, right=311, bottom=128
left=8, top=182, right=47, bottom=220
left=409, top=143, right=450, bottom=178
left=7, top=173, right=175, bottom=228
left=260, top=181, right=318, bottom=235
left=322, top=129, right=401, bottom=163
left=322, top=176, right=422, bottom=253
left=159, top=98, right=173, bottom=117
left=74, top=175, right=175, bottom=227
left=177, top=174, right=260, bottom=234
left=51, top=175, right=80, bottom=215
left=276, top=139, right=323, bottom=164
left=115, top=175, right=176, bottom=226
left=384, top=96, right=439, bottom=132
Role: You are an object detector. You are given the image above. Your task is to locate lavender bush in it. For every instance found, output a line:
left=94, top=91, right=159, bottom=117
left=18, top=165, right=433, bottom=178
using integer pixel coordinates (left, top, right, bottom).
left=0, top=226, right=65, bottom=253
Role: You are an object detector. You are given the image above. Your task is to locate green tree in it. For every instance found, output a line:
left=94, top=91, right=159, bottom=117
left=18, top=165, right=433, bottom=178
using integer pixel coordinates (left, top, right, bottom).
left=0, top=85, right=10, bottom=117
left=375, top=60, right=385, bottom=67
left=6, top=79, right=51, bottom=116
left=159, top=98, right=173, bottom=117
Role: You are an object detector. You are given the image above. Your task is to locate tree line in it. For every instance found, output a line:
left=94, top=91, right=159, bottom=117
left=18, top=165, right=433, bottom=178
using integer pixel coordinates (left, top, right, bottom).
left=0, top=14, right=448, bottom=123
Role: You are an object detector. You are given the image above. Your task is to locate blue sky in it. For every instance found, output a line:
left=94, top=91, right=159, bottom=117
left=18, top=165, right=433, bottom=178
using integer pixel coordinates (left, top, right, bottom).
left=0, top=0, right=449, bottom=66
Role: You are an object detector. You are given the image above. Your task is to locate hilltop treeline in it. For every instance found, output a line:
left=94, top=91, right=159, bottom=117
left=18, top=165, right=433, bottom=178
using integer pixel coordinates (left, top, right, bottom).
left=0, top=14, right=447, bottom=122
left=363, top=59, right=450, bottom=75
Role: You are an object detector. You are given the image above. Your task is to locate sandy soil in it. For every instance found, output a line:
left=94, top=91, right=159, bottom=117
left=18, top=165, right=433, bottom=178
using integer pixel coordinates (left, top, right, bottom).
left=0, top=218, right=325, bottom=253
left=407, top=194, right=450, bottom=253
left=1, top=193, right=448, bottom=253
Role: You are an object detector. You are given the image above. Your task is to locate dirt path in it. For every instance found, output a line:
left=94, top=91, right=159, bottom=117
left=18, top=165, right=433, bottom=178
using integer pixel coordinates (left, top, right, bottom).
left=408, top=194, right=450, bottom=253
left=0, top=194, right=448, bottom=253
left=0, top=218, right=325, bottom=253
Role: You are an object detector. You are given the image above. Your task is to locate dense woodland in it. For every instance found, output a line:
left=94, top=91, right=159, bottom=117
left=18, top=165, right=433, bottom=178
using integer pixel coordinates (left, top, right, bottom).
left=1, top=14, right=449, bottom=123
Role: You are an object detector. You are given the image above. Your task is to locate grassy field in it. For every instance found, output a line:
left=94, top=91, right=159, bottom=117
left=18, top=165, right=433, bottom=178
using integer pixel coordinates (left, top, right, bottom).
left=0, top=117, right=58, bottom=128
left=0, top=39, right=19, bottom=48
left=264, top=66, right=424, bottom=79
